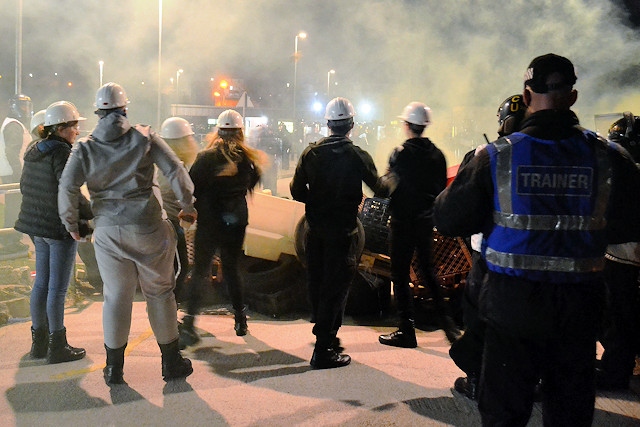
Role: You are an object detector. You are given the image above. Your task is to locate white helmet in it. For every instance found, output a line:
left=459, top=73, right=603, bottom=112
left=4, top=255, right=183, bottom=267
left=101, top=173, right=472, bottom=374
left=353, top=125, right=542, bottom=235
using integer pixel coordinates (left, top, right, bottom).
left=95, top=82, right=129, bottom=109
left=30, top=109, right=46, bottom=134
left=44, top=101, right=86, bottom=126
left=160, top=117, right=194, bottom=139
left=324, top=97, right=355, bottom=120
left=398, top=101, right=431, bottom=126
left=217, top=110, right=243, bottom=129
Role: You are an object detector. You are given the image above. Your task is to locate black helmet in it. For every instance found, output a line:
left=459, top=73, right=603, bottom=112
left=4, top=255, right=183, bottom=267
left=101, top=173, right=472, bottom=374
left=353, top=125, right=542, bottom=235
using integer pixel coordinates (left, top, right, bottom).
left=497, top=94, right=526, bottom=137
left=608, top=112, right=640, bottom=163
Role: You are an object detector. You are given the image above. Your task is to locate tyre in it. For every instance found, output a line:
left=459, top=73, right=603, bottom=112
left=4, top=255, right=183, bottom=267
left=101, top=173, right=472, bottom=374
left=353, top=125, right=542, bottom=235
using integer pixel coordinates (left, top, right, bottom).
left=240, top=253, right=299, bottom=293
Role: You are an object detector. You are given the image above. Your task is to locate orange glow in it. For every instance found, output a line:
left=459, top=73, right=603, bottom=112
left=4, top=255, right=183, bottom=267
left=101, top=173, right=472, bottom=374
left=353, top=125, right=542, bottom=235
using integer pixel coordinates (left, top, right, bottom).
left=219, top=79, right=228, bottom=89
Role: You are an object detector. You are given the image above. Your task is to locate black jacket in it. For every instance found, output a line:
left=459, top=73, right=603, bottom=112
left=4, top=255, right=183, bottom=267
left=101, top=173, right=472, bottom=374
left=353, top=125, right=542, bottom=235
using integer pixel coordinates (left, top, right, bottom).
left=386, top=137, right=446, bottom=222
left=15, top=136, right=92, bottom=239
left=290, top=135, right=382, bottom=236
left=434, top=109, right=640, bottom=245
left=189, top=147, right=260, bottom=229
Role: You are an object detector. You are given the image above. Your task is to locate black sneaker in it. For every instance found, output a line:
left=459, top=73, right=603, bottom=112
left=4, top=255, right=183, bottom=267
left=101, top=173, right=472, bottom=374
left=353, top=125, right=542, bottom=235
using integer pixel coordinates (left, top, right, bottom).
left=378, top=329, right=417, bottom=348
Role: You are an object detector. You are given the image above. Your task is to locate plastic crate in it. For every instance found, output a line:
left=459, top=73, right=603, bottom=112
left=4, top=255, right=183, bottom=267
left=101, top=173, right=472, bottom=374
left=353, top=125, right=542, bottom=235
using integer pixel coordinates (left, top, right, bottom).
left=410, top=228, right=472, bottom=298
left=358, top=197, right=392, bottom=255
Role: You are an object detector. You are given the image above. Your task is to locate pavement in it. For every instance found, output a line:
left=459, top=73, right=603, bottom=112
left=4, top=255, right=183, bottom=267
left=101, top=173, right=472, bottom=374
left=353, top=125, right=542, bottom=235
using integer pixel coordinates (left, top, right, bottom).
left=0, top=176, right=639, bottom=426
left=0, top=296, right=639, bottom=427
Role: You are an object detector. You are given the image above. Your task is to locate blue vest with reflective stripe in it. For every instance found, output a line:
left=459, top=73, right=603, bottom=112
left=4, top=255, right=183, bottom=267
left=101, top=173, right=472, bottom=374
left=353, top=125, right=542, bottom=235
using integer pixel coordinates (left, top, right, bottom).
left=482, top=130, right=611, bottom=283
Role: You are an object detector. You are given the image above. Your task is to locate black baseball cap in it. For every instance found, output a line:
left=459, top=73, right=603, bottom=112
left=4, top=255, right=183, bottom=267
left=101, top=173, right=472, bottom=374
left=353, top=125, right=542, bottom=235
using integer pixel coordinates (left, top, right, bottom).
left=523, top=53, right=577, bottom=93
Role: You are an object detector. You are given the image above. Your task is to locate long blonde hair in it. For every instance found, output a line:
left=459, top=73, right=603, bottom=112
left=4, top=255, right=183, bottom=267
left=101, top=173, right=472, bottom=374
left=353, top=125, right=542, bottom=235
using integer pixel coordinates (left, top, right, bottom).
left=204, top=128, right=265, bottom=177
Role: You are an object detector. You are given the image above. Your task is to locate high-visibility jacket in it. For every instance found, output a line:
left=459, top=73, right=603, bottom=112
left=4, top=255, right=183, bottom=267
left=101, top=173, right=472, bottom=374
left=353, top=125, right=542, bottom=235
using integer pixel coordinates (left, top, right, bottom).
left=483, top=130, right=612, bottom=283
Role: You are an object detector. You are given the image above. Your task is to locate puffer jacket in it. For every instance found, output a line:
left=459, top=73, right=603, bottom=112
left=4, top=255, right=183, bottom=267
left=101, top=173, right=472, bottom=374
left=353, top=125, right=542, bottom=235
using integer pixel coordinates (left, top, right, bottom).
left=15, top=136, right=91, bottom=239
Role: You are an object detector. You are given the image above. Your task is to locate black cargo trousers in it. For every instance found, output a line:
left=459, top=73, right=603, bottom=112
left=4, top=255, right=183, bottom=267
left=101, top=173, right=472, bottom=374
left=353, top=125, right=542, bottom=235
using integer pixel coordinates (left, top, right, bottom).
left=306, top=228, right=359, bottom=349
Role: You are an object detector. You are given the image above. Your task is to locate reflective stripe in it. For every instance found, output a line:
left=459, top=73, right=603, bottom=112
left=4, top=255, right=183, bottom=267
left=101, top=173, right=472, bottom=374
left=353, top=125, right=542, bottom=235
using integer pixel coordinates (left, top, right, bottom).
left=485, top=247, right=605, bottom=273
left=492, top=133, right=611, bottom=231
left=592, top=140, right=612, bottom=222
left=493, top=211, right=607, bottom=230
left=494, top=137, right=513, bottom=212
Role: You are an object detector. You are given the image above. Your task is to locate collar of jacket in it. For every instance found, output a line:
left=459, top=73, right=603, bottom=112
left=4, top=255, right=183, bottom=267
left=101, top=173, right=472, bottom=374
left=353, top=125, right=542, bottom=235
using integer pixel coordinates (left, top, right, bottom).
left=316, top=135, right=352, bottom=146
left=36, top=135, right=70, bottom=153
left=93, top=112, right=132, bottom=142
left=518, top=109, right=581, bottom=140
left=404, top=136, right=433, bottom=150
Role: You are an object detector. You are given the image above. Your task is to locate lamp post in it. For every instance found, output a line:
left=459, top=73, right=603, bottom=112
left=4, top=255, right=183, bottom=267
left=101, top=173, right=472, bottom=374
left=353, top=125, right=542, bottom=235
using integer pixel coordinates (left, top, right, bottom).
left=15, top=0, right=23, bottom=95
left=176, top=68, right=183, bottom=101
left=98, top=61, right=104, bottom=87
left=157, top=0, right=163, bottom=129
left=293, top=31, right=307, bottom=131
left=327, top=69, right=335, bottom=98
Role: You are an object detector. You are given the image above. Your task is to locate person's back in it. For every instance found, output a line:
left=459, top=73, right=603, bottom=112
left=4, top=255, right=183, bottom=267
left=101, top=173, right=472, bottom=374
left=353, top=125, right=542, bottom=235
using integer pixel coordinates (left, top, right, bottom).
left=74, top=113, right=166, bottom=226
left=389, top=136, right=446, bottom=222
left=295, top=134, right=378, bottom=235
left=58, top=82, right=196, bottom=386
left=434, top=53, right=640, bottom=427
left=0, top=94, right=32, bottom=257
left=483, top=113, right=611, bottom=283
left=596, top=113, right=640, bottom=391
left=378, top=101, right=459, bottom=349
left=290, top=97, right=382, bottom=370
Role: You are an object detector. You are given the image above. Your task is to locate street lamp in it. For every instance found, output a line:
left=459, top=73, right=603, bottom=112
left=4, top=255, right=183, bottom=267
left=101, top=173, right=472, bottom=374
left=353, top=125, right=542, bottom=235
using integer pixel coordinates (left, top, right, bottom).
left=293, top=31, right=307, bottom=132
left=176, top=68, right=183, bottom=101
left=157, top=0, right=163, bottom=128
left=219, top=79, right=228, bottom=106
left=98, top=60, right=104, bottom=87
left=327, top=69, right=335, bottom=98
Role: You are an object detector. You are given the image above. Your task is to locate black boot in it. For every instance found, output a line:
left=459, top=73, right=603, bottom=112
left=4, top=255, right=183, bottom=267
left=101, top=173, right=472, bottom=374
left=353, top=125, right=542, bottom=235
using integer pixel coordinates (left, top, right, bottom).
left=47, top=328, right=86, bottom=364
left=331, top=336, right=344, bottom=353
left=234, top=306, right=248, bottom=336
left=454, top=375, right=478, bottom=400
left=178, top=315, right=200, bottom=349
left=159, top=339, right=193, bottom=381
left=103, top=343, right=127, bottom=385
left=379, top=319, right=417, bottom=348
left=30, top=326, right=48, bottom=359
left=310, top=347, right=351, bottom=369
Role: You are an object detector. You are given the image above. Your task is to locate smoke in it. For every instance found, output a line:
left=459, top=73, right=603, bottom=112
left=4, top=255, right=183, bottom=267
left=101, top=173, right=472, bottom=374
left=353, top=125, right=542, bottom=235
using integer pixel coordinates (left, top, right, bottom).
left=0, top=0, right=639, bottom=165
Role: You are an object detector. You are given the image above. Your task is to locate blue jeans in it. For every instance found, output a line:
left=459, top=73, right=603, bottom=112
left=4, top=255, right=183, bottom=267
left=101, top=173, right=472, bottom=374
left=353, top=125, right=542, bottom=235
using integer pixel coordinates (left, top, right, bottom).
left=30, top=236, right=78, bottom=332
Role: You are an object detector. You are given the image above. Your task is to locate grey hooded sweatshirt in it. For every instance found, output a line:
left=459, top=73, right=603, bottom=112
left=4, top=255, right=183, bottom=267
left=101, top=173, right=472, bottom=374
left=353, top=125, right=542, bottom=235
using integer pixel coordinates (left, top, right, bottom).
left=58, top=113, right=195, bottom=233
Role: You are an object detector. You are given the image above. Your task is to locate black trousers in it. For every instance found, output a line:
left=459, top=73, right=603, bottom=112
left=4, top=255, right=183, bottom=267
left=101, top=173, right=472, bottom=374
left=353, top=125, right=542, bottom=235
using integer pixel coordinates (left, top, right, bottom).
left=169, top=219, right=189, bottom=302
left=478, top=273, right=604, bottom=427
left=306, top=229, right=358, bottom=349
left=600, top=259, right=640, bottom=383
left=449, top=250, right=487, bottom=376
left=187, top=222, right=246, bottom=315
left=390, top=219, right=454, bottom=327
